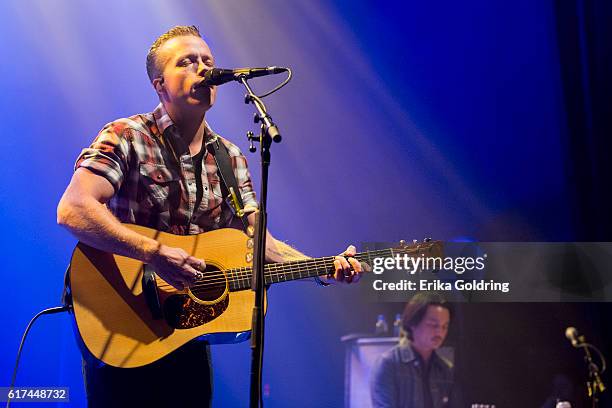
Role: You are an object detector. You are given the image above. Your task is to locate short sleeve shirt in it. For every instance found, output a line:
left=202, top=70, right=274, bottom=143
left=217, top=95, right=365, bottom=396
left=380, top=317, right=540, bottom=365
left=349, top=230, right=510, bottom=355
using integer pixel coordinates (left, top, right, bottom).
left=75, top=103, right=258, bottom=235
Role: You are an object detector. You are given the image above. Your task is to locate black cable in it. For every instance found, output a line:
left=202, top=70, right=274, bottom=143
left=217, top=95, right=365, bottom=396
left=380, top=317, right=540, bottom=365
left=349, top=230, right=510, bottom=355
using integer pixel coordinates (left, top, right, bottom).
left=6, top=305, right=72, bottom=408
left=256, top=68, right=292, bottom=99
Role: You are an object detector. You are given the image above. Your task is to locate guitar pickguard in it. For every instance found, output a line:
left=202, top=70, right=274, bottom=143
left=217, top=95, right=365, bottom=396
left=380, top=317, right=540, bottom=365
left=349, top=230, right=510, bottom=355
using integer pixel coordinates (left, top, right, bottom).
left=163, top=293, right=229, bottom=329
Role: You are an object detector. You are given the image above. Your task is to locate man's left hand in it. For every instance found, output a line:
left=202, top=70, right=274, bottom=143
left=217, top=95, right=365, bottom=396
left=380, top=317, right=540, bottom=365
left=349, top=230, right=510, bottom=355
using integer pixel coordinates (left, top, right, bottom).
left=327, top=245, right=366, bottom=284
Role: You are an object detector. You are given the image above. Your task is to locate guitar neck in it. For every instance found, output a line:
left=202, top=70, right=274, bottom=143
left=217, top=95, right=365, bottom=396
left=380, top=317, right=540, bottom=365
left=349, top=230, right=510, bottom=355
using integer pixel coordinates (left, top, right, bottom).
left=226, top=248, right=394, bottom=291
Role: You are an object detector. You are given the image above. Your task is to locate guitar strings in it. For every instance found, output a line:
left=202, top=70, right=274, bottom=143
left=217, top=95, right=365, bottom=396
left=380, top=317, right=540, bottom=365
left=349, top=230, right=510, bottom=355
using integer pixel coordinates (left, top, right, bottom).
left=157, top=246, right=432, bottom=291
left=155, top=252, right=374, bottom=292
left=158, top=250, right=384, bottom=291
left=155, top=255, right=345, bottom=291
left=156, top=245, right=435, bottom=293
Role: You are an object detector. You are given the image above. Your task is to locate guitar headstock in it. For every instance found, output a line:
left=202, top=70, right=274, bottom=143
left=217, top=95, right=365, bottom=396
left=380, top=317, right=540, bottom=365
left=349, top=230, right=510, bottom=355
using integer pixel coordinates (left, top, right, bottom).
left=395, top=238, right=444, bottom=258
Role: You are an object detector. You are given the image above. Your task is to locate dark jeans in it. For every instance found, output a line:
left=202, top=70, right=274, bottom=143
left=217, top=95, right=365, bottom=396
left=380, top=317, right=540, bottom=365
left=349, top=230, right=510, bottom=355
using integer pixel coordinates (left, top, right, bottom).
left=82, top=340, right=213, bottom=408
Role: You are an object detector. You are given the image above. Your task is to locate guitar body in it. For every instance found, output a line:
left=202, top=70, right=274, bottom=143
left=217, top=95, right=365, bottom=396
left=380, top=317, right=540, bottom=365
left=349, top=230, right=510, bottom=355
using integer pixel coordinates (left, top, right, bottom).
left=69, top=224, right=265, bottom=368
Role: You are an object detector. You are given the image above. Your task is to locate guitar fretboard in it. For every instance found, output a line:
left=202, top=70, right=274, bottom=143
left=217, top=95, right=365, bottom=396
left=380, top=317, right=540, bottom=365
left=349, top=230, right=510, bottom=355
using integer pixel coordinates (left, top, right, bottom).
left=224, top=246, right=425, bottom=291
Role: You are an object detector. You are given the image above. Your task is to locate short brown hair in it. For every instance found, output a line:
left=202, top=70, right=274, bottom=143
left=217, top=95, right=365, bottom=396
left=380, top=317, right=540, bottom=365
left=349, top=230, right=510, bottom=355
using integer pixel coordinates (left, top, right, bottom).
left=401, top=292, right=451, bottom=341
left=146, top=25, right=202, bottom=82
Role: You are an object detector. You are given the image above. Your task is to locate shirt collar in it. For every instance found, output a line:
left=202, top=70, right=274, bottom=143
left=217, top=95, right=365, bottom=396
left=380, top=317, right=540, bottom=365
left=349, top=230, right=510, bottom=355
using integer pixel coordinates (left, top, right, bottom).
left=399, top=342, right=443, bottom=366
left=153, top=103, right=175, bottom=136
left=399, top=343, right=417, bottom=363
left=152, top=103, right=217, bottom=143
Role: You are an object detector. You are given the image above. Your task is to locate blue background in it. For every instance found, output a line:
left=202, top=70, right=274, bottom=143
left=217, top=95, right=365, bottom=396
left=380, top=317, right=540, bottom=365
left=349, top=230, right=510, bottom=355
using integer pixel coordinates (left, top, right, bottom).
left=1, top=0, right=610, bottom=406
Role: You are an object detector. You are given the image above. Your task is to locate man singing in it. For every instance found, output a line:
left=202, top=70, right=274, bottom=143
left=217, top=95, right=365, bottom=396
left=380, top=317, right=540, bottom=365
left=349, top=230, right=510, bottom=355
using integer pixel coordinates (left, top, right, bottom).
left=57, top=25, right=362, bottom=407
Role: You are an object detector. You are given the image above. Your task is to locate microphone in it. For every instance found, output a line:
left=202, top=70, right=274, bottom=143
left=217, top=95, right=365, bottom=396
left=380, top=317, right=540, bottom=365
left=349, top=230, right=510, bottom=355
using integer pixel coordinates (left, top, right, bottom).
left=565, top=326, right=580, bottom=347
left=198, top=66, right=287, bottom=87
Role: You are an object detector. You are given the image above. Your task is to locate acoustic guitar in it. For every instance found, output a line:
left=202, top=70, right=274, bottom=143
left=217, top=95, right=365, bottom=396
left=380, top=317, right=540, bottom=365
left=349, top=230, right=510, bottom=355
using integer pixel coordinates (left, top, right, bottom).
left=68, top=224, right=441, bottom=367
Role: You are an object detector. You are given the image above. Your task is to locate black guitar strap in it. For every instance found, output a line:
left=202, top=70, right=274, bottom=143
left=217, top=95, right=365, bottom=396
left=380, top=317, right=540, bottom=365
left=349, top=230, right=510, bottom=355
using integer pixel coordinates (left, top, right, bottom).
left=207, top=137, right=250, bottom=232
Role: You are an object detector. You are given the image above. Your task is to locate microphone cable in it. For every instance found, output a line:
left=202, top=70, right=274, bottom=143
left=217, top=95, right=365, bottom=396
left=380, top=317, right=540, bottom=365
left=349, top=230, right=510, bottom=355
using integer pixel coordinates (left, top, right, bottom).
left=255, top=68, right=292, bottom=99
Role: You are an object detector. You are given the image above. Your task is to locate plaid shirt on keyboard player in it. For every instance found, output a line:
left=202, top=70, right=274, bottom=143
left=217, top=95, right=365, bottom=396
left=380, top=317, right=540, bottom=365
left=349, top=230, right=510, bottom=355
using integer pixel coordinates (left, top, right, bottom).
left=75, top=103, right=258, bottom=235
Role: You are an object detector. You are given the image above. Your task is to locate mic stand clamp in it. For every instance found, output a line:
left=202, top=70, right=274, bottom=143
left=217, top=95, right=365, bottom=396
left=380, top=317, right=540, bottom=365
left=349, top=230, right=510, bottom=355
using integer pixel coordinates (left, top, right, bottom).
left=239, top=74, right=282, bottom=408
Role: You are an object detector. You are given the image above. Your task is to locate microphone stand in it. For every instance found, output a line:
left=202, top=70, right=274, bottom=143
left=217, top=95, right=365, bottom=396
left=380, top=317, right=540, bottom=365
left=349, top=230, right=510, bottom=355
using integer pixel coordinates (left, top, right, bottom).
left=238, top=75, right=282, bottom=408
left=572, top=333, right=606, bottom=408
left=579, top=343, right=606, bottom=408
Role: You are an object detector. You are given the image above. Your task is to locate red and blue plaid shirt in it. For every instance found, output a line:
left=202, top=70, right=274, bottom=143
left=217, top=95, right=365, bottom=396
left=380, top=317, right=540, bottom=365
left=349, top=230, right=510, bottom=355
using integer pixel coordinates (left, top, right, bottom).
left=75, top=103, right=258, bottom=235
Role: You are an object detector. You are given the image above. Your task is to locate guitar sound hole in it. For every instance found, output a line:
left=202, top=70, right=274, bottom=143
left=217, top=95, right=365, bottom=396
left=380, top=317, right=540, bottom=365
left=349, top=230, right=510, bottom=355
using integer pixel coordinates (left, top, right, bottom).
left=163, top=266, right=230, bottom=329
left=190, top=266, right=227, bottom=302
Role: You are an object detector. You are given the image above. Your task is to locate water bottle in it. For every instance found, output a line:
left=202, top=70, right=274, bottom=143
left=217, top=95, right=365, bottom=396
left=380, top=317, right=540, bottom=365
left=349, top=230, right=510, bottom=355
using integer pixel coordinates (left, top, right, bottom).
left=392, top=313, right=402, bottom=337
left=375, top=314, right=388, bottom=336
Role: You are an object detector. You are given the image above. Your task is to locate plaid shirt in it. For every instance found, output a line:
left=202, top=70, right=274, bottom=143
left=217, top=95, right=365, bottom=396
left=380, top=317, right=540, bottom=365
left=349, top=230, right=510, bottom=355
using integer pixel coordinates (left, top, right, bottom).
left=75, top=103, right=258, bottom=235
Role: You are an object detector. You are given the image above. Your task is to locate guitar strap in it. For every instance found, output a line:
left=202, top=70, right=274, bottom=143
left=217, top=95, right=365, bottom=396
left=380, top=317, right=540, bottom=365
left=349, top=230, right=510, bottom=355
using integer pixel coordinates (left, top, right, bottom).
left=207, top=137, right=250, bottom=232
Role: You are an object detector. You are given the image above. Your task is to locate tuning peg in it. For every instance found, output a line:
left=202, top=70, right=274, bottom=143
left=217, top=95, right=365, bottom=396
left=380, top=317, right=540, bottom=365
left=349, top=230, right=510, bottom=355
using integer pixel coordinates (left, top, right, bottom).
left=413, top=239, right=418, bottom=244
left=424, top=238, right=432, bottom=242
left=399, top=240, right=406, bottom=248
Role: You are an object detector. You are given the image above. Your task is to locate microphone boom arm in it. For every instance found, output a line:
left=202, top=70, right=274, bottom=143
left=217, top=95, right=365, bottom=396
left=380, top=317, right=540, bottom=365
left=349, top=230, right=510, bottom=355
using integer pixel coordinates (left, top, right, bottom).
left=239, top=76, right=281, bottom=143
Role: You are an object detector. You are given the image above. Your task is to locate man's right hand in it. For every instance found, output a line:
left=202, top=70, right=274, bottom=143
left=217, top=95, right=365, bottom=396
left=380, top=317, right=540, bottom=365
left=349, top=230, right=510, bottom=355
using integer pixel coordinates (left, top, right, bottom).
left=150, top=245, right=206, bottom=290
left=58, top=168, right=207, bottom=291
